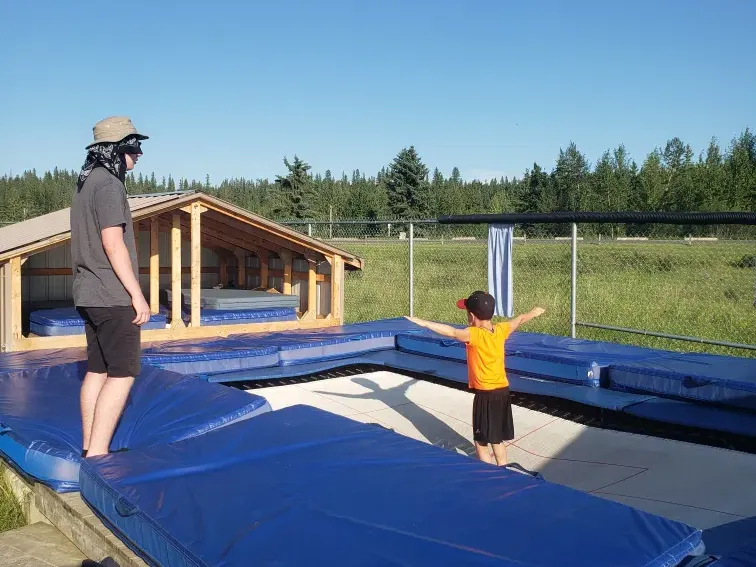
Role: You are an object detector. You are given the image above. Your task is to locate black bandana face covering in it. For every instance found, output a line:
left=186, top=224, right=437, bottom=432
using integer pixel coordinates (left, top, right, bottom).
left=76, top=135, right=143, bottom=192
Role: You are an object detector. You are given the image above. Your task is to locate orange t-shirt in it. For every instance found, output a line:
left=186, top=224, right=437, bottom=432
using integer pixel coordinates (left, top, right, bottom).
left=464, top=322, right=511, bottom=390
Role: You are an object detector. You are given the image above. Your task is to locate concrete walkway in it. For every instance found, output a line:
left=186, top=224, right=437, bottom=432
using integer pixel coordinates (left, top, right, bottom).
left=250, top=370, right=756, bottom=534
left=0, top=522, right=86, bottom=567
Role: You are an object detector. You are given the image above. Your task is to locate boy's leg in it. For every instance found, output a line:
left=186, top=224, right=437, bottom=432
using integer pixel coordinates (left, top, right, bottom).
left=491, top=386, right=515, bottom=466
left=474, top=441, right=493, bottom=464
left=491, top=442, right=507, bottom=466
left=84, top=307, right=140, bottom=458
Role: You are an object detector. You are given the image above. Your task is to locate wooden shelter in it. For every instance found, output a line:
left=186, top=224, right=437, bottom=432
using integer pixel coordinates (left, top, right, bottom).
left=0, top=190, right=363, bottom=352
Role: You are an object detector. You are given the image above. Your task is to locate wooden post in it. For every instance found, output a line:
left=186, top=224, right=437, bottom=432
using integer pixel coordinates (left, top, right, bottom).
left=190, top=202, right=201, bottom=327
left=219, top=255, right=228, bottom=287
left=149, top=217, right=159, bottom=314
left=259, top=253, right=268, bottom=290
left=280, top=249, right=293, bottom=295
left=234, top=249, right=246, bottom=290
left=306, top=256, right=317, bottom=320
left=10, top=256, right=21, bottom=342
left=171, top=212, right=183, bottom=328
left=330, top=254, right=343, bottom=324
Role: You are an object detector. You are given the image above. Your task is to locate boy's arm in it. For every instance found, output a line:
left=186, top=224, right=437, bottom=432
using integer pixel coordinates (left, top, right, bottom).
left=508, top=307, right=545, bottom=333
left=405, top=317, right=471, bottom=343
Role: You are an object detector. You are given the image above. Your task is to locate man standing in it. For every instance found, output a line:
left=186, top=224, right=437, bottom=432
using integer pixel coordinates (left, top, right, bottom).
left=70, top=116, right=151, bottom=458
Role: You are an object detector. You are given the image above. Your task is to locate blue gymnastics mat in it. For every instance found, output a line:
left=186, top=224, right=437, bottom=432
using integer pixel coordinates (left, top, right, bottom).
left=143, top=317, right=425, bottom=375
left=0, top=362, right=271, bottom=492
left=79, top=404, right=703, bottom=567
left=29, top=307, right=166, bottom=336
left=607, top=351, right=756, bottom=411
left=712, top=535, right=756, bottom=566
left=395, top=333, right=603, bottom=387
left=159, top=305, right=298, bottom=327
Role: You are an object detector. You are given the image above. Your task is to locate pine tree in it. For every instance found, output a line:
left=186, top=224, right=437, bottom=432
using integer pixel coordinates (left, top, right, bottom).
left=273, top=155, right=316, bottom=219
left=385, top=146, right=430, bottom=218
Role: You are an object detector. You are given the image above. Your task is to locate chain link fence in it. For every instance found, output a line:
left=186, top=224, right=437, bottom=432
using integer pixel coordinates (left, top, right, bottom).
left=281, top=219, right=756, bottom=357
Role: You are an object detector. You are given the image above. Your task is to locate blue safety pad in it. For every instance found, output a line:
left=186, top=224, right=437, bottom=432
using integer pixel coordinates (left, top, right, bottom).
left=141, top=338, right=281, bottom=375
left=145, top=317, right=425, bottom=375
left=205, top=349, right=656, bottom=412
left=0, top=348, right=87, bottom=372
left=159, top=305, right=298, bottom=326
left=608, top=352, right=756, bottom=411
left=0, top=362, right=271, bottom=492
left=714, top=535, right=756, bottom=566
left=29, top=307, right=166, bottom=336
left=622, top=397, right=756, bottom=438
left=395, top=333, right=602, bottom=387
left=79, top=404, right=702, bottom=567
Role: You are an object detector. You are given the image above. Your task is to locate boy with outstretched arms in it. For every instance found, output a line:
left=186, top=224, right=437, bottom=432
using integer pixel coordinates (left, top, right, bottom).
left=407, top=291, right=545, bottom=465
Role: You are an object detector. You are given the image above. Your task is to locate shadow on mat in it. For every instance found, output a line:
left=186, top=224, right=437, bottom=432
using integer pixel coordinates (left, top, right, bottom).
left=312, top=376, right=475, bottom=457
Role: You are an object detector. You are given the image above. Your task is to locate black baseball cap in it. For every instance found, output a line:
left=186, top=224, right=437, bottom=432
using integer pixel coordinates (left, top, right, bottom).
left=456, top=290, right=495, bottom=320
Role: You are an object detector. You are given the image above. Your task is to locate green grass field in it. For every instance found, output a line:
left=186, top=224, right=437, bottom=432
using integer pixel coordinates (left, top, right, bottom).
left=342, top=240, right=756, bottom=358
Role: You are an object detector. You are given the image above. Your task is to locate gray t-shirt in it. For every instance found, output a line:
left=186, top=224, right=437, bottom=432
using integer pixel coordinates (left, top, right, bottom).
left=70, top=167, right=139, bottom=307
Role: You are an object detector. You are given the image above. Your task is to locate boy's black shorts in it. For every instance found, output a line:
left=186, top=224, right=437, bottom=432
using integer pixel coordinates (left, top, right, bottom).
left=472, top=386, right=515, bottom=445
left=77, top=306, right=141, bottom=378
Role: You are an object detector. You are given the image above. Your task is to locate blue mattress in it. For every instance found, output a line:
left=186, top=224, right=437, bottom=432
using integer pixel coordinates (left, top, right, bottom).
left=0, top=362, right=271, bottom=491
left=608, top=351, right=756, bottom=411
left=144, top=317, right=425, bottom=375
left=396, top=332, right=603, bottom=387
left=79, top=404, right=702, bottom=567
left=29, top=307, right=166, bottom=336
left=160, top=305, right=298, bottom=326
left=141, top=338, right=281, bottom=375
left=713, top=535, right=756, bottom=566
left=622, top=397, right=756, bottom=438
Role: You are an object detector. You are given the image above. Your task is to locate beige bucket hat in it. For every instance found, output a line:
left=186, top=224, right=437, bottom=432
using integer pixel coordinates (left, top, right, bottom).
left=86, top=116, right=149, bottom=148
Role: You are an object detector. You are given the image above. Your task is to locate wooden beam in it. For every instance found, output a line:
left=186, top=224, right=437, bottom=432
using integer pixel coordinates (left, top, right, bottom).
left=171, top=212, right=184, bottom=329
left=190, top=202, right=201, bottom=327
left=15, top=318, right=339, bottom=351
left=202, top=211, right=308, bottom=256
left=234, top=249, right=246, bottom=289
left=330, top=254, right=343, bottom=324
left=303, top=257, right=317, bottom=320
left=180, top=204, right=208, bottom=214
left=10, top=257, right=21, bottom=340
left=259, top=253, right=269, bottom=290
left=280, top=249, right=293, bottom=295
left=1, top=262, right=11, bottom=351
left=150, top=217, right=159, bottom=314
left=156, top=215, right=261, bottom=256
left=219, top=255, right=228, bottom=286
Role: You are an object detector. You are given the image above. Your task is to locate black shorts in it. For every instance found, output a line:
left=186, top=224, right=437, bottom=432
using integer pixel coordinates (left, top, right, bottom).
left=77, top=306, right=141, bottom=378
left=472, top=387, right=514, bottom=445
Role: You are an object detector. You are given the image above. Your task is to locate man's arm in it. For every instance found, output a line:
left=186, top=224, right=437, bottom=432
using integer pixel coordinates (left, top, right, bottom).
left=405, top=316, right=471, bottom=343
left=101, top=227, right=150, bottom=325
left=508, top=307, right=545, bottom=333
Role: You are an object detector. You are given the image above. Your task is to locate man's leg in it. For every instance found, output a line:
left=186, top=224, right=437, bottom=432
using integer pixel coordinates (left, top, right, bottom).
left=85, top=307, right=141, bottom=458
left=78, top=309, right=108, bottom=455
left=81, top=371, right=107, bottom=454
left=86, top=376, right=135, bottom=456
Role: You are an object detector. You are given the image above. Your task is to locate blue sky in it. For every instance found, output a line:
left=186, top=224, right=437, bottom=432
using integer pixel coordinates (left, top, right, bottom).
left=1, top=0, right=754, bottom=184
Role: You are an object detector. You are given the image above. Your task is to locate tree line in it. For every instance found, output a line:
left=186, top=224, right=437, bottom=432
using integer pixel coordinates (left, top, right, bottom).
left=1, top=128, right=754, bottom=237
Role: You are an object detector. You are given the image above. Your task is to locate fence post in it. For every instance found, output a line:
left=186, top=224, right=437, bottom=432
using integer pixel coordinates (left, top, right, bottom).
left=409, top=222, right=414, bottom=317
left=570, top=222, right=577, bottom=338
left=307, top=223, right=312, bottom=237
